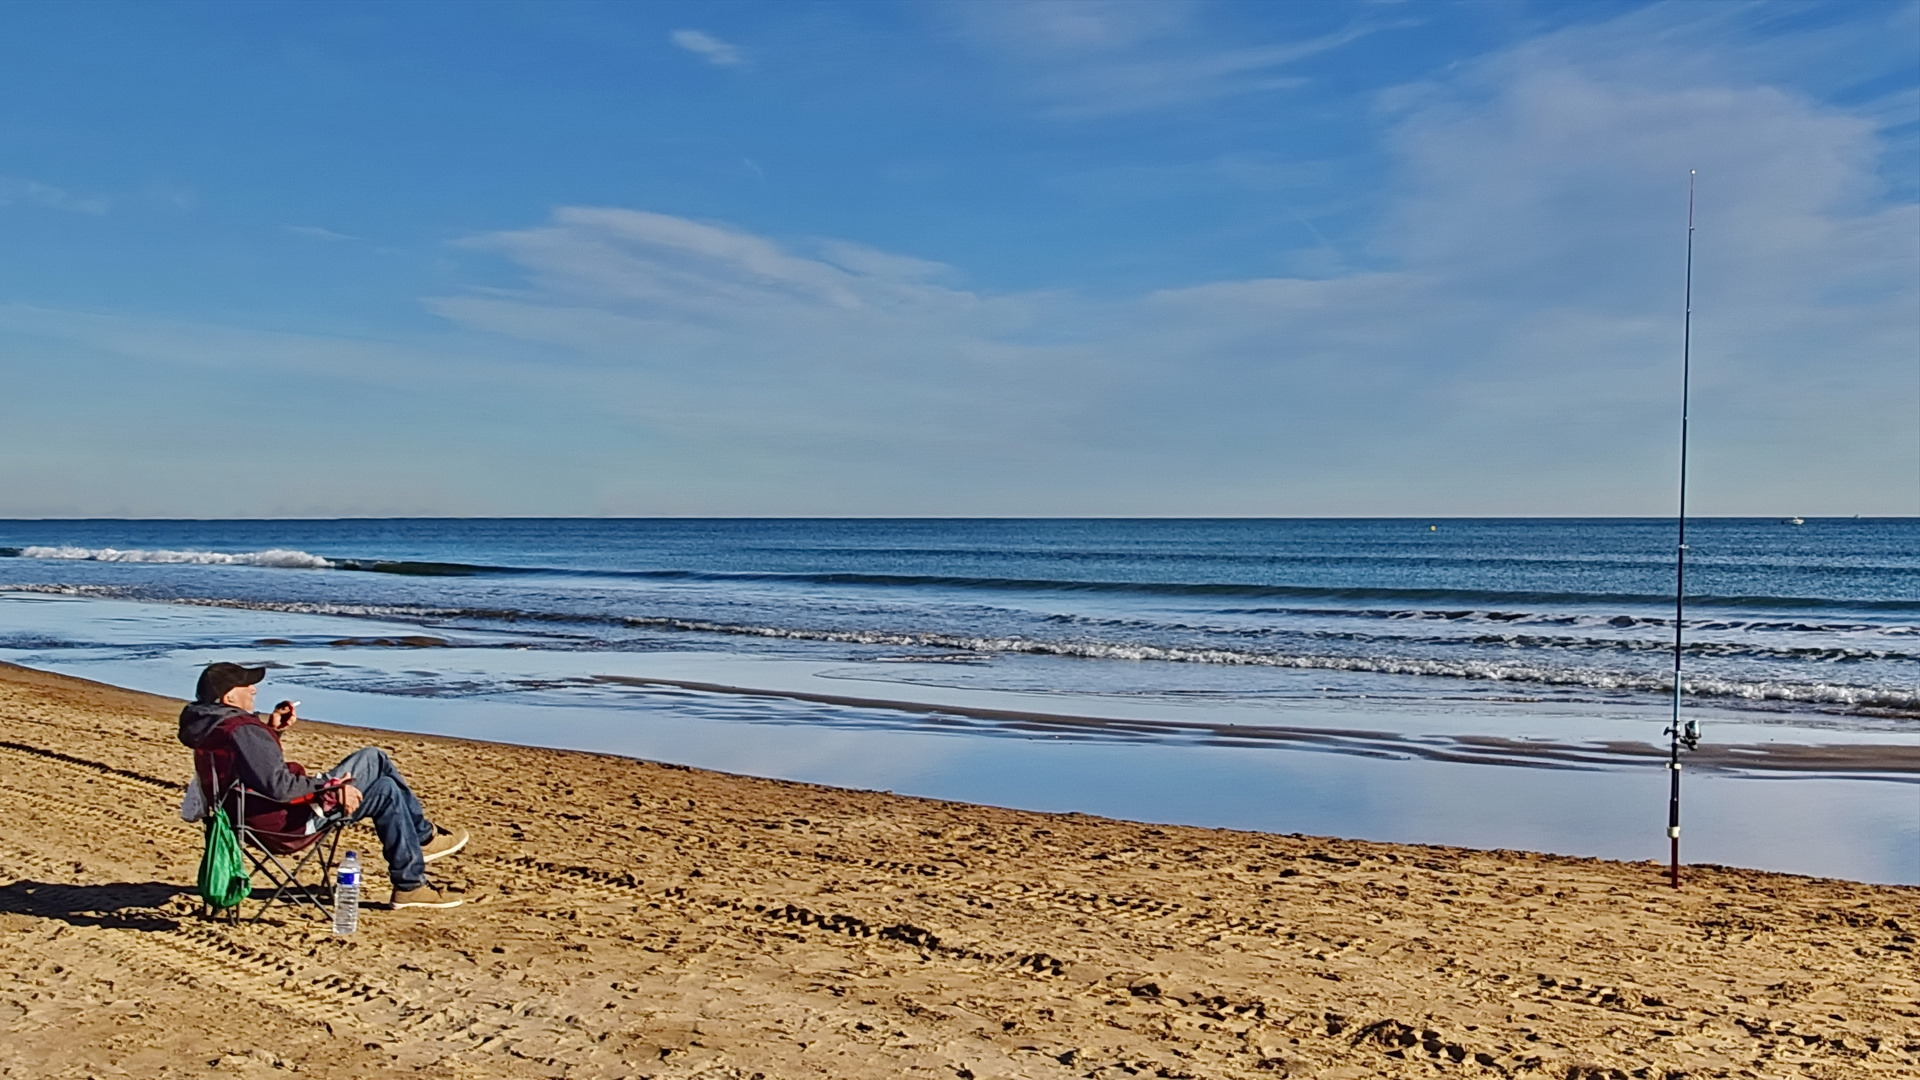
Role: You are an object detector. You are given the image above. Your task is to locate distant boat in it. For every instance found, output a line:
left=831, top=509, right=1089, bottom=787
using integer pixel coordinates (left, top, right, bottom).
left=1784, top=516, right=1805, bottom=526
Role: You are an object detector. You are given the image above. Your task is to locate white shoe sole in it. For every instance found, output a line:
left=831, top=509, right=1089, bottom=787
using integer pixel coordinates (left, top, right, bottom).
left=422, top=830, right=469, bottom=863
left=390, top=895, right=464, bottom=909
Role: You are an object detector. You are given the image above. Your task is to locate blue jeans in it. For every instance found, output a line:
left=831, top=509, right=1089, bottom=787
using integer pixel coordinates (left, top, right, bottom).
left=325, top=747, right=434, bottom=890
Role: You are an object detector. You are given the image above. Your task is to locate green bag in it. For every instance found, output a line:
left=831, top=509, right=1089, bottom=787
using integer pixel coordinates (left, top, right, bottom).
left=196, top=805, right=252, bottom=910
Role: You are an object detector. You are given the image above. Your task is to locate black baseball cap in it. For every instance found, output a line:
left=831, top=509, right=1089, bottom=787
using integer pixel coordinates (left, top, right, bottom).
left=196, top=662, right=266, bottom=704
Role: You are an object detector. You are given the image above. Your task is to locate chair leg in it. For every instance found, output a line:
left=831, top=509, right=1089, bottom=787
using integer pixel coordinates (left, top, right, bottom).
left=239, top=825, right=348, bottom=923
left=241, top=845, right=290, bottom=921
left=282, top=843, right=336, bottom=919
left=246, top=847, right=323, bottom=922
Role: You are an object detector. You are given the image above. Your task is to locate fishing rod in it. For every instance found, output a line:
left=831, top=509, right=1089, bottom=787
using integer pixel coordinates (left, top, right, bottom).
left=1667, top=171, right=1702, bottom=889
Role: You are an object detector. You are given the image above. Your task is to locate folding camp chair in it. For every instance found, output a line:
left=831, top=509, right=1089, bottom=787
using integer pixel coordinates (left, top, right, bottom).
left=197, top=766, right=352, bottom=924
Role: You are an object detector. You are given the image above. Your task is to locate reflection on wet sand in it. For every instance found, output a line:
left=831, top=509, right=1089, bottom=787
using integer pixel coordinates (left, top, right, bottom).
left=591, top=673, right=1920, bottom=780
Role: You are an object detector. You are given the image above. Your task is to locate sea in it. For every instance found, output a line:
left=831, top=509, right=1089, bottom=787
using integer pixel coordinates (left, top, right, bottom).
left=1, top=518, right=1914, bottom=883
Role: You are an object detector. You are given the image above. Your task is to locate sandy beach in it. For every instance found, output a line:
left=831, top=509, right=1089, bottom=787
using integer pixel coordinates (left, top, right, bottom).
left=1, top=660, right=1914, bottom=1079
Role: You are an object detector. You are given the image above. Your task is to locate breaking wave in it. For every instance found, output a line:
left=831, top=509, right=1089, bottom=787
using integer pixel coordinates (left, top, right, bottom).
left=603, top=616, right=1920, bottom=713
left=11, top=545, right=336, bottom=569
left=0, top=546, right=499, bottom=577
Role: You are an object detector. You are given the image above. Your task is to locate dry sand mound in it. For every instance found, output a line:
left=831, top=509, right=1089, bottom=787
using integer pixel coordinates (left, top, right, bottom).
left=0, top=661, right=1914, bottom=1078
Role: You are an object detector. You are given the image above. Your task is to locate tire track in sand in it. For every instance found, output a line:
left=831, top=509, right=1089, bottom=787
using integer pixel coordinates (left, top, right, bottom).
left=476, top=853, right=1083, bottom=982
left=0, top=849, right=376, bottom=1031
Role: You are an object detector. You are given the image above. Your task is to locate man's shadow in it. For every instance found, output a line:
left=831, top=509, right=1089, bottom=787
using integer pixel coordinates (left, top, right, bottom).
left=0, top=880, right=188, bottom=931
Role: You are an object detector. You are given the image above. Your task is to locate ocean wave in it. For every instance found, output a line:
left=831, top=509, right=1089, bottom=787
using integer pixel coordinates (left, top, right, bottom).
left=0, top=585, right=586, bottom=624
left=333, top=559, right=511, bottom=577
left=1055, top=607, right=1913, bottom=639
left=1034, top=612, right=1919, bottom=661
left=566, top=569, right=1920, bottom=612
left=12, top=545, right=337, bottom=569
left=0, top=545, right=507, bottom=577
left=599, top=616, right=1919, bottom=710
left=767, top=544, right=1915, bottom=579
left=1464, top=634, right=1917, bottom=663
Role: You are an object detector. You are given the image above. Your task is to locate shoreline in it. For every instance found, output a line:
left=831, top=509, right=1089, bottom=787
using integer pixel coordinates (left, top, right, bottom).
left=9, top=638, right=1917, bottom=883
left=1, top=660, right=1916, bottom=1077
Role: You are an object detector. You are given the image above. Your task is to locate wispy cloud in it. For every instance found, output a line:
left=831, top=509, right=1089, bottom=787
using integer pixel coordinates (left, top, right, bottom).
left=670, top=28, right=745, bottom=68
left=283, top=224, right=362, bottom=242
left=445, top=207, right=976, bottom=317
left=960, top=0, right=1189, bottom=55
left=950, top=1, right=1403, bottom=117
left=0, top=176, right=108, bottom=215
left=417, top=208, right=1105, bottom=508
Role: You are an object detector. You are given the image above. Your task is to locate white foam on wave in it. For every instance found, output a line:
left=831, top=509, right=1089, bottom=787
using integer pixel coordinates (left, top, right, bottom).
left=614, top=617, right=1920, bottom=712
left=16, top=546, right=335, bottom=570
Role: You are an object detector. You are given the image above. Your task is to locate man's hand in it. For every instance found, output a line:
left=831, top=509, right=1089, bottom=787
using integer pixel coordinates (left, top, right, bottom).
left=340, top=784, right=363, bottom=815
left=268, top=700, right=299, bottom=732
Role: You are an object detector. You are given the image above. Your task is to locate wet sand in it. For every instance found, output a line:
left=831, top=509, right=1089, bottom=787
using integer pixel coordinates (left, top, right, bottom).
left=0, top=661, right=1915, bottom=1079
left=594, top=674, right=1920, bottom=778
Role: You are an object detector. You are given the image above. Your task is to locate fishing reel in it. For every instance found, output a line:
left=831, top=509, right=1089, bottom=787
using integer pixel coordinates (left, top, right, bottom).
left=1666, top=718, right=1701, bottom=752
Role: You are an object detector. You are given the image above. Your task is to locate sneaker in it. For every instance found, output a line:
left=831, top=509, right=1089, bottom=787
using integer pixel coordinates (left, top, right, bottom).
left=421, top=826, right=470, bottom=863
left=390, top=884, right=463, bottom=910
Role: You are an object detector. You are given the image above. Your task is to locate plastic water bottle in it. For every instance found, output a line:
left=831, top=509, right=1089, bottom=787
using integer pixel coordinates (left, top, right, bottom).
left=332, top=851, right=360, bottom=934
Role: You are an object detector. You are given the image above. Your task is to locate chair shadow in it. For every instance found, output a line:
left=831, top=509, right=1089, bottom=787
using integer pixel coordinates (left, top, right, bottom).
left=0, top=880, right=189, bottom=931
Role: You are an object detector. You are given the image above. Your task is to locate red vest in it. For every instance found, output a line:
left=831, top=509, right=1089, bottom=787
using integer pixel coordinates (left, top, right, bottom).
left=192, top=713, right=315, bottom=841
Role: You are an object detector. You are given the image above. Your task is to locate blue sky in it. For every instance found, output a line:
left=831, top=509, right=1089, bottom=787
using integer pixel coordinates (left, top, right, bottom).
left=1, top=0, right=1914, bottom=517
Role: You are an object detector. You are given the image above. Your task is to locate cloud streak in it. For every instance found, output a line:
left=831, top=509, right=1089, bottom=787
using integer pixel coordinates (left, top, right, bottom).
left=950, top=1, right=1404, bottom=117
left=427, top=207, right=1091, bottom=476
left=283, top=224, right=362, bottom=242
left=670, top=28, right=745, bottom=68
left=0, top=176, right=107, bottom=215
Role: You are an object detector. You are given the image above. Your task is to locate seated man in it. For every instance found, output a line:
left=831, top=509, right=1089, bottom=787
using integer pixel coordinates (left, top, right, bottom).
left=178, top=661, right=469, bottom=910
